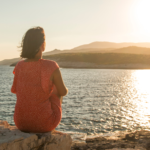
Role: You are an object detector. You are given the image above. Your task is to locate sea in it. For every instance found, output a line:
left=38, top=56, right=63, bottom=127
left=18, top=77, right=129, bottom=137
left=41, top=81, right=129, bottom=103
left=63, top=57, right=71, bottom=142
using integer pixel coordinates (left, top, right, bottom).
left=1, top=65, right=150, bottom=136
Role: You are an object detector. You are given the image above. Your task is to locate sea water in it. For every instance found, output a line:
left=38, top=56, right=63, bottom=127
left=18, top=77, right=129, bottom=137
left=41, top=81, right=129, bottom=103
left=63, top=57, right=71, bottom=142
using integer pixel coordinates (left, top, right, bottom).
left=1, top=65, right=150, bottom=135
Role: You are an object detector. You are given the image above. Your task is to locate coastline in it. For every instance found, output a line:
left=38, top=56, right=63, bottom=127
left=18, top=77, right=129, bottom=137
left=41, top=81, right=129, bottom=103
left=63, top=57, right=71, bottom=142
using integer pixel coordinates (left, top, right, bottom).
left=9, top=61, right=150, bottom=69
left=57, top=62, right=150, bottom=69
left=1, top=52, right=150, bottom=69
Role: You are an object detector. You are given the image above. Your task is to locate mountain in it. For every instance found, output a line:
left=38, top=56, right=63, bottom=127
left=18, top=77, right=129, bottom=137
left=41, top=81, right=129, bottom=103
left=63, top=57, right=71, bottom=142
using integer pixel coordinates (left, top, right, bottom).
left=0, top=50, right=63, bottom=65
left=110, top=46, right=150, bottom=55
left=72, top=42, right=150, bottom=50
left=2, top=41, right=150, bottom=66
left=34, top=53, right=150, bottom=69
left=0, top=58, right=21, bottom=65
left=43, top=49, right=62, bottom=55
left=43, top=53, right=150, bottom=65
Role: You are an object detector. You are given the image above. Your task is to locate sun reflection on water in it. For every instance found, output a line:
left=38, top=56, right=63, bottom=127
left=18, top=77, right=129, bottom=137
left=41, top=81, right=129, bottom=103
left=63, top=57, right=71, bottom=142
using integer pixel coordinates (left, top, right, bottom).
left=3, top=67, right=150, bottom=134
left=132, top=70, right=150, bottom=128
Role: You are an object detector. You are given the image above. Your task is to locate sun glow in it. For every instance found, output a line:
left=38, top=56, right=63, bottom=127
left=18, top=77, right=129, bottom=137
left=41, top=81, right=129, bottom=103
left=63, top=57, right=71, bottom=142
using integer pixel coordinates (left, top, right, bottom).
left=135, top=71, right=150, bottom=93
left=133, top=70, right=150, bottom=116
left=132, top=0, right=150, bottom=34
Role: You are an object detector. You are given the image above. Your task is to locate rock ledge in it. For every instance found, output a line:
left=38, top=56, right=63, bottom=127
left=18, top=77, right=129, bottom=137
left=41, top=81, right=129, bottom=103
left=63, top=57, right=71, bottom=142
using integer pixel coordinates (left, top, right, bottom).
left=71, top=130, right=150, bottom=150
left=0, top=120, right=72, bottom=150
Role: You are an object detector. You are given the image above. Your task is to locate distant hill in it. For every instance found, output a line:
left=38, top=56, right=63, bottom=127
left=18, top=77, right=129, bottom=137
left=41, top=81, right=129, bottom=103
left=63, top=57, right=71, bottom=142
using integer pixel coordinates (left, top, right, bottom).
left=9, top=52, right=150, bottom=69
left=43, top=49, right=62, bottom=55
left=2, top=41, right=150, bottom=66
left=110, top=46, right=150, bottom=55
left=43, top=53, right=150, bottom=65
left=43, top=45, right=150, bottom=56
left=0, top=50, right=63, bottom=65
left=0, top=58, right=21, bottom=65
left=72, top=42, right=150, bottom=50
left=43, top=48, right=114, bottom=55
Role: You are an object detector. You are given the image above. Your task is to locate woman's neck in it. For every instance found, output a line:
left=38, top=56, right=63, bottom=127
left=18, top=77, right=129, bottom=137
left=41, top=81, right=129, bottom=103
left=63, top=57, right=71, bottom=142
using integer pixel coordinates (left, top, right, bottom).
left=24, top=49, right=43, bottom=62
left=34, top=55, right=42, bottom=60
left=24, top=56, right=42, bottom=62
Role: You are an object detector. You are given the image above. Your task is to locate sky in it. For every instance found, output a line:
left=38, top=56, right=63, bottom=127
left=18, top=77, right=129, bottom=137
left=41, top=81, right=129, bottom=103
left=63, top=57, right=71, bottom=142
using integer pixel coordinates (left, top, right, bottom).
left=0, top=0, right=150, bottom=61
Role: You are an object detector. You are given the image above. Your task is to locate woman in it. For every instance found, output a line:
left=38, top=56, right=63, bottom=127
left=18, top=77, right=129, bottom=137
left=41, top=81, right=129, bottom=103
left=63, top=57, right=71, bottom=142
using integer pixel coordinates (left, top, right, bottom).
left=11, top=27, right=68, bottom=133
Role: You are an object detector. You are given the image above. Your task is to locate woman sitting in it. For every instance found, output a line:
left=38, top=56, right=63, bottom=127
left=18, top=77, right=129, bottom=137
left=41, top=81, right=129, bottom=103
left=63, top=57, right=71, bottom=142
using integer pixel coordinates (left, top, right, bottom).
left=11, top=27, right=68, bottom=133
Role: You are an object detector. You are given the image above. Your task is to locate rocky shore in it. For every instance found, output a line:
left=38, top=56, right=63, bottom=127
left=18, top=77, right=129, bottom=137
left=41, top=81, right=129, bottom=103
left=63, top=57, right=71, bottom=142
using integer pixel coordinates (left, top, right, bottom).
left=1, top=120, right=150, bottom=150
left=71, top=130, right=150, bottom=150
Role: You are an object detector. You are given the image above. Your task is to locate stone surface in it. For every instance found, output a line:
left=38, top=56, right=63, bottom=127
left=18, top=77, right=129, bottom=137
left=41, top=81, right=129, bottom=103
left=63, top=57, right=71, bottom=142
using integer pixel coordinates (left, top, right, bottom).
left=2, top=120, right=150, bottom=150
left=71, top=130, right=150, bottom=150
left=0, top=120, right=72, bottom=150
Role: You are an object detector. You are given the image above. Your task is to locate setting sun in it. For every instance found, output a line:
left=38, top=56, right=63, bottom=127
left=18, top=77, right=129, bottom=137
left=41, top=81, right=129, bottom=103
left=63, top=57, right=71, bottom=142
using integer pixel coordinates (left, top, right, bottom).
left=132, top=0, right=150, bottom=34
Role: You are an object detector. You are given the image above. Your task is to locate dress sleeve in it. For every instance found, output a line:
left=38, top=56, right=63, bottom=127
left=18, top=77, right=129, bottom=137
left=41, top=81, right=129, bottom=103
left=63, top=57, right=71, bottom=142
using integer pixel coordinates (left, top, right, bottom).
left=11, top=63, right=19, bottom=94
left=41, top=60, right=59, bottom=96
left=51, top=61, right=59, bottom=72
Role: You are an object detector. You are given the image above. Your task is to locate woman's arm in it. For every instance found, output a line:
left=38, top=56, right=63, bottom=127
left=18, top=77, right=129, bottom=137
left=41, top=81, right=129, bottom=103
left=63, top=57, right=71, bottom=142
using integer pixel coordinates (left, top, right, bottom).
left=51, top=68, right=68, bottom=97
left=11, top=74, right=17, bottom=94
left=11, top=63, right=19, bottom=94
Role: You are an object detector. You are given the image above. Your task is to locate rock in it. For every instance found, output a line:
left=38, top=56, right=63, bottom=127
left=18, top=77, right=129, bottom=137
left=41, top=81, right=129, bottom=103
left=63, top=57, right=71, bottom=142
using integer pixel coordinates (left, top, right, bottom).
left=0, top=120, right=72, bottom=150
left=125, top=133, right=136, bottom=141
left=71, top=130, right=150, bottom=150
left=86, top=136, right=107, bottom=143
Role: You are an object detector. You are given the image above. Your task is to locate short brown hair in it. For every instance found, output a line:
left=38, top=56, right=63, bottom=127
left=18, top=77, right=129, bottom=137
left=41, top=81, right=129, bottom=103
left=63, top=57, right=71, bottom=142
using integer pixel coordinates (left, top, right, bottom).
left=20, top=27, right=45, bottom=59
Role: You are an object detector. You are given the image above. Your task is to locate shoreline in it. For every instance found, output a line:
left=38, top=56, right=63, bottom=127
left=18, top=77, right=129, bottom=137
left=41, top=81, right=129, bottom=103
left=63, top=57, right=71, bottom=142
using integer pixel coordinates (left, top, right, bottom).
left=9, top=62, right=150, bottom=70
left=9, top=61, right=150, bottom=69
left=57, top=62, right=150, bottom=69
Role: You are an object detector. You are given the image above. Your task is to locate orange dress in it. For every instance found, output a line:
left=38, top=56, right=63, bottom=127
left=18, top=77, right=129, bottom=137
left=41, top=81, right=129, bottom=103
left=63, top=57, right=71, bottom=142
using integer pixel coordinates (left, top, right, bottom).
left=11, top=59, right=62, bottom=133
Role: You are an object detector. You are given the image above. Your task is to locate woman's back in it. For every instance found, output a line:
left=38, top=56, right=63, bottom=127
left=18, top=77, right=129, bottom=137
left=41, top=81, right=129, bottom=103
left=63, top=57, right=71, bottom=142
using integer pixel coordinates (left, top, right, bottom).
left=11, top=59, right=62, bottom=132
left=11, top=26, right=68, bottom=133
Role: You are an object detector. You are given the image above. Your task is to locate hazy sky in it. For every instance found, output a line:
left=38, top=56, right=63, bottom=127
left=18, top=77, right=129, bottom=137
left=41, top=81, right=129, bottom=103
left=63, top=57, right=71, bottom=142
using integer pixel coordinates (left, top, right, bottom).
left=0, top=0, right=150, bottom=61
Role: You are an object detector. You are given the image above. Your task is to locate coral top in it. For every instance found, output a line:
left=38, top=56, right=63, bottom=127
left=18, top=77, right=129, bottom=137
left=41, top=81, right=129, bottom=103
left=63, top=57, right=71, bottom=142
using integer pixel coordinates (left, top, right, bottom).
left=11, top=59, right=62, bottom=133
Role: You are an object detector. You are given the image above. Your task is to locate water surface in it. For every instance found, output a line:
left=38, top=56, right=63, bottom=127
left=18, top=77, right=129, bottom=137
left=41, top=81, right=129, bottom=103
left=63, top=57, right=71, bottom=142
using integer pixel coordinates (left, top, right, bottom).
left=0, top=65, right=150, bottom=135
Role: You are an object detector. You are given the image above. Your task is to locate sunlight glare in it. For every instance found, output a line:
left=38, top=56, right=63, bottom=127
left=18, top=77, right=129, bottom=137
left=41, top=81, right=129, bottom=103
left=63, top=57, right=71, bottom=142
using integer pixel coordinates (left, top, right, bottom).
left=134, top=70, right=150, bottom=116
left=132, top=0, right=150, bottom=34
